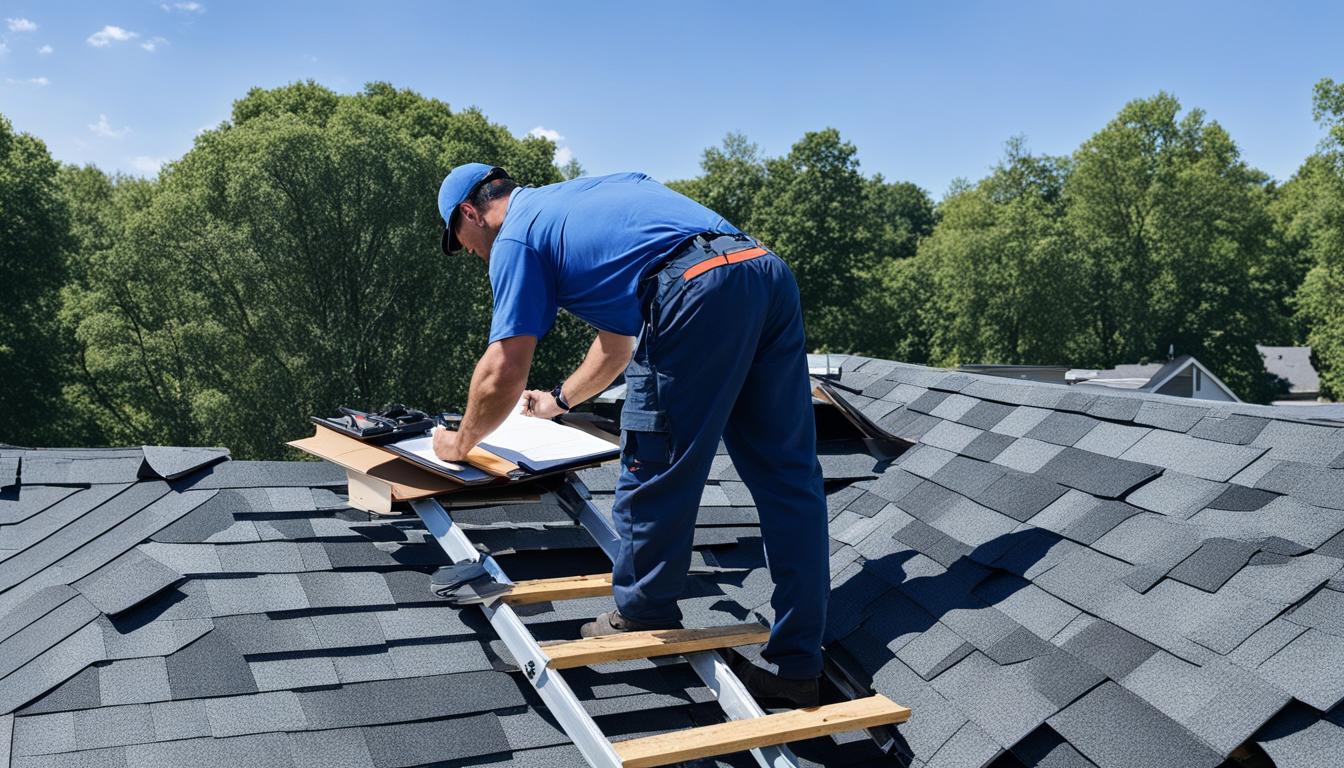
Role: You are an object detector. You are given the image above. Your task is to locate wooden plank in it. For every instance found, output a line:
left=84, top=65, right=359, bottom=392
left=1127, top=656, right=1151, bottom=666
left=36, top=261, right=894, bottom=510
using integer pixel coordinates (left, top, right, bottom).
left=613, top=695, right=911, bottom=768
left=502, top=573, right=613, bottom=605
left=287, top=426, right=463, bottom=500
left=541, top=623, right=770, bottom=670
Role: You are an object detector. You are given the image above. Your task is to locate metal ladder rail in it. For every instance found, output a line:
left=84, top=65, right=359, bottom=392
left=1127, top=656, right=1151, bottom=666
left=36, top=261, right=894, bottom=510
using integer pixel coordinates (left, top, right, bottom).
left=555, top=480, right=801, bottom=768
left=561, top=476, right=901, bottom=757
left=410, top=495, right=800, bottom=768
left=411, top=498, right=625, bottom=768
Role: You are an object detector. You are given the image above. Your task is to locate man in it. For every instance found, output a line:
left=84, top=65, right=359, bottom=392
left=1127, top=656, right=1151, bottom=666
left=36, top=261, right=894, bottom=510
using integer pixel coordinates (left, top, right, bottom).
left=431, top=163, right=829, bottom=708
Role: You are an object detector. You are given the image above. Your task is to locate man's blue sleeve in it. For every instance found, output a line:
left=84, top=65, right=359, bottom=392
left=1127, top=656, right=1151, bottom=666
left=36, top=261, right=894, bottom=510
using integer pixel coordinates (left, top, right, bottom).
left=487, top=239, right=558, bottom=343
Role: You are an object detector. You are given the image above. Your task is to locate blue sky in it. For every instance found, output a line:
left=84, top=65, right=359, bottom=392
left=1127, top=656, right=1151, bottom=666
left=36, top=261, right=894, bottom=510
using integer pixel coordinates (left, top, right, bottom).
left=1, top=1, right=1340, bottom=198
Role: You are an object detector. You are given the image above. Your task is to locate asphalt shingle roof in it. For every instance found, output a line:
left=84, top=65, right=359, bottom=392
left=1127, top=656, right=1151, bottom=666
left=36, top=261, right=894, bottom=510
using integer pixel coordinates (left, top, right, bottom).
left=5, top=358, right=1344, bottom=767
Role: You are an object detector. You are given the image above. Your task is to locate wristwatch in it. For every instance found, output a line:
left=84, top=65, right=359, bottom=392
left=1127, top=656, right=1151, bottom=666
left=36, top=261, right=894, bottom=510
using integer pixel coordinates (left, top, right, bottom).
left=551, top=384, right=572, bottom=412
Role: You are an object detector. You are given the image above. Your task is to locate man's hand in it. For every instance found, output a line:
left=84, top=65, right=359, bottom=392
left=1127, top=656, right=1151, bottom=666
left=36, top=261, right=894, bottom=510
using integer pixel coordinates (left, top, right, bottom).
left=521, top=389, right=566, bottom=419
left=431, top=425, right=469, bottom=463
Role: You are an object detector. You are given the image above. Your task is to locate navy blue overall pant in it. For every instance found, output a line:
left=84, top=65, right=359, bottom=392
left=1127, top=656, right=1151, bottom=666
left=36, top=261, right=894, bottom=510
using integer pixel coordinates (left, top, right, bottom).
left=611, top=234, right=829, bottom=679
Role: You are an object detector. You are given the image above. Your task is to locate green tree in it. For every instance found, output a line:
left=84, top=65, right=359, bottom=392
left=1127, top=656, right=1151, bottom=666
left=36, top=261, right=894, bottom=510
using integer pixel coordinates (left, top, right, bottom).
left=1066, top=93, right=1284, bottom=400
left=1292, top=78, right=1344, bottom=399
left=913, top=139, right=1090, bottom=367
left=59, top=81, right=581, bottom=457
left=0, top=115, right=74, bottom=446
left=668, top=132, right=767, bottom=231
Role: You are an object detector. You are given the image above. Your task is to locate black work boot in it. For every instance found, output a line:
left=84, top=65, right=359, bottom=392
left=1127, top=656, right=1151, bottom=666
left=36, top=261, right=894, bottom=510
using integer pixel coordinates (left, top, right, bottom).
left=731, top=656, right=820, bottom=710
left=579, top=610, right=678, bottom=638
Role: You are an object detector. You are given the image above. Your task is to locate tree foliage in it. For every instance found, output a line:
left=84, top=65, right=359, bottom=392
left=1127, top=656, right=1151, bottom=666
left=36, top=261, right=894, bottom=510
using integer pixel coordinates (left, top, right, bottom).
left=0, top=116, right=73, bottom=445
left=54, top=82, right=580, bottom=457
left=5, top=78, right=1344, bottom=455
left=1291, top=78, right=1344, bottom=399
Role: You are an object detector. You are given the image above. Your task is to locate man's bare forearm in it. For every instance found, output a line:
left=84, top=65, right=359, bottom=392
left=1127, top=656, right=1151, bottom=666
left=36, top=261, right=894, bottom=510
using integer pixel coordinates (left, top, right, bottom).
left=561, top=331, right=636, bottom=406
left=456, top=336, right=536, bottom=449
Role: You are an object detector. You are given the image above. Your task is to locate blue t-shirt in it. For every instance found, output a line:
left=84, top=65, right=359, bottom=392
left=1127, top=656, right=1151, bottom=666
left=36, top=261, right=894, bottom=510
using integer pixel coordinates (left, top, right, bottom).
left=486, top=172, right=738, bottom=342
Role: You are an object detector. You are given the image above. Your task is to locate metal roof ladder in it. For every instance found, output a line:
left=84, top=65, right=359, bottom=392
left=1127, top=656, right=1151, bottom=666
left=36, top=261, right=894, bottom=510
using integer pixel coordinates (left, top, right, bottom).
left=409, top=485, right=910, bottom=768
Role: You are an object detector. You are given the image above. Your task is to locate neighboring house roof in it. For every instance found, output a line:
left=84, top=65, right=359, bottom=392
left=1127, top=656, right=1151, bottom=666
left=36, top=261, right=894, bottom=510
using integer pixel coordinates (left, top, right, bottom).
left=1070, top=355, right=1240, bottom=402
left=4, top=358, right=1344, bottom=768
left=1258, top=346, right=1321, bottom=397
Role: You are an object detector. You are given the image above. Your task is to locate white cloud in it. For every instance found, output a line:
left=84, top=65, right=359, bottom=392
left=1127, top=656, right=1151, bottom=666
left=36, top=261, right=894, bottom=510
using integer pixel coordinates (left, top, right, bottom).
left=528, top=126, right=575, bottom=167
left=130, top=156, right=167, bottom=175
left=6, top=76, right=49, bottom=86
left=141, top=36, right=168, bottom=52
left=6, top=18, right=37, bottom=33
left=0, top=42, right=8, bottom=55
left=87, top=26, right=138, bottom=47
left=88, top=114, right=130, bottom=138
left=38, top=44, right=53, bottom=54
left=161, top=2, right=204, bottom=12
left=528, top=126, right=563, bottom=143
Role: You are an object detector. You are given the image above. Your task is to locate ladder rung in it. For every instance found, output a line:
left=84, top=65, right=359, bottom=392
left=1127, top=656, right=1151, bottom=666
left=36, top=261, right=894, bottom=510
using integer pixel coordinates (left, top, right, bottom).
left=542, top=623, right=771, bottom=669
left=501, top=573, right=614, bottom=605
left=612, top=695, right=911, bottom=768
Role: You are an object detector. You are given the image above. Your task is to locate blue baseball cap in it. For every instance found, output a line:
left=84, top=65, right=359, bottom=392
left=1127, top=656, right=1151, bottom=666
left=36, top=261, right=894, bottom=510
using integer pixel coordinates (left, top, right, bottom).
left=438, top=163, right=506, bottom=255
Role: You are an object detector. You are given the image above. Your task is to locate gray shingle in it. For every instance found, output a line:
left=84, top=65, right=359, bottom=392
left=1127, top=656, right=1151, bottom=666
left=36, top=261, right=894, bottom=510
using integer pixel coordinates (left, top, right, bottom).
left=1132, top=400, right=1209, bottom=432
left=1037, top=448, right=1162, bottom=499
left=1187, top=413, right=1269, bottom=445
left=1229, top=618, right=1308, bottom=668
left=1286, top=584, right=1344, bottom=636
left=1047, top=682, right=1222, bottom=768
left=360, top=713, right=509, bottom=768
left=919, top=421, right=983, bottom=455
left=72, top=704, right=154, bottom=751
left=975, top=574, right=1081, bottom=641
left=204, top=691, right=306, bottom=737
left=249, top=656, right=340, bottom=692
left=991, top=436, right=1066, bottom=476
left=140, top=447, right=229, bottom=481
left=0, top=596, right=100, bottom=680
left=1011, top=727, right=1100, bottom=768
left=1184, top=594, right=1284, bottom=654
left=0, top=486, right=80, bottom=526
left=1026, top=412, right=1099, bottom=447
left=287, top=728, right=375, bottom=768
left=895, top=622, right=974, bottom=680
left=931, top=455, right=1007, bottom=497
left=1206, top=484, right=1277, bottom=511
left=960, top=431, right=1014, bottom=462
left=124, top=732, right=294, bottom=768
left=931, top=652, right=1058, bottom=747
left=908, top=390, right=951, bottom=415
left=1072, top=422, right=1151, bottom=459
left=1060, top=618, right=1159, bottom=681
left=73, top=550, right=181, bottom=616
left=976, top=472, right=1067, bottom=522
left=929, top=393, right=979, bottom=421
left=1258, top=628, right=1344, bottom=710
left=958, top=401, right=1015, bottom=431
left=1255, top=460, right=1344, bottom=510
left=1165, top=538, right=1258, bottom=593
left=165, top=630, right=257, bottom=700
left=1221, top=552, right=1343, bottom=605
left=894, top=519, right=972, bottom=569
left=1251, top=419, right=1344, bottom=465
left=1084, top=394, right=1143, bottom=423
left=1125, top=472, right=1222, bottom=518
left=992, top=407, right=1053, bottom=438
left=98, top=658, right=171, bottom=707
left=1020, top=646, right=1107, bottom=709
left=1120, top=431, right=1266, bottom=482
left=16, top=665, right=100, bottom=716
left=1060, top=501, right=1141, bottom=545
left=1256, top=703, right=1344, bottom=768
left=20, top=454, right=145, bottom=486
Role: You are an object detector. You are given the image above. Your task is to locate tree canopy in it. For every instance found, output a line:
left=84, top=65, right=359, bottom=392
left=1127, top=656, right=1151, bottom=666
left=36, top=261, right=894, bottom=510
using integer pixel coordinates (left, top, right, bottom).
left=3, top=77, right=1343, bottom=456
